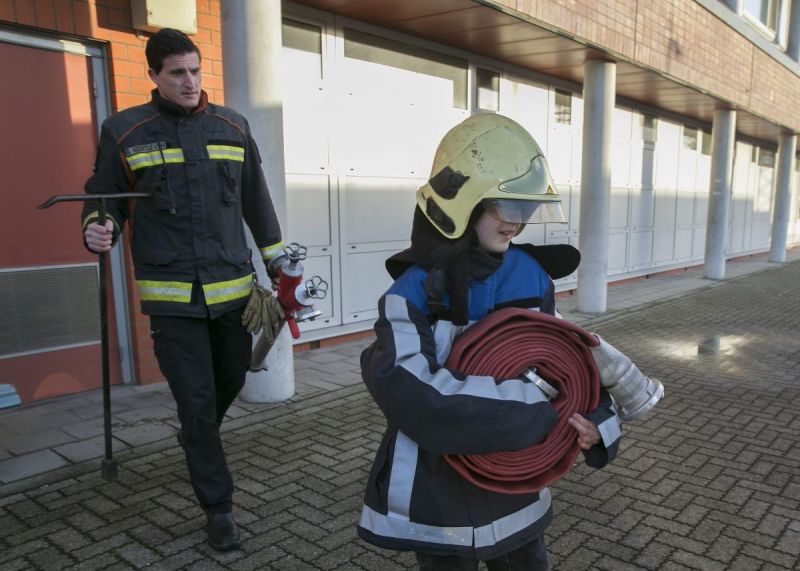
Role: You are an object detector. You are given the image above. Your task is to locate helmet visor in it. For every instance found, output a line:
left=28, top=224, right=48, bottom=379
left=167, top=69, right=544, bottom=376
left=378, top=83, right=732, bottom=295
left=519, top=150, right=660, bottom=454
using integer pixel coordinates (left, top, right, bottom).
left=498, top=155, right=558, bottom=198
left=482, top=198, right=567, bottom=225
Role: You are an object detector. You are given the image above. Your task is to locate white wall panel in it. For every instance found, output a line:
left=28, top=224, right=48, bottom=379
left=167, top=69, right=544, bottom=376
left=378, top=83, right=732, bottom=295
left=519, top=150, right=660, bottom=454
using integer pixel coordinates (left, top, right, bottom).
left=285, top=173, right=333, bottom=247
left=628, top=230, right=654, bottom=269
left=630, top=187, right=655, bottom=228
left=608, top=231, right=628, bottom=274
left=675, top=228, right=693, bottom=260
left=500, top=75, right=549, bottom=148
left=340, top=248, right=399, bottom=323
left=611, top=108, right=632, bottom=187
left=340, top=175, right=420, bottom=244
left=655, top=121, right=681, bottom=189
left=609, top=186, right=630, bottom=229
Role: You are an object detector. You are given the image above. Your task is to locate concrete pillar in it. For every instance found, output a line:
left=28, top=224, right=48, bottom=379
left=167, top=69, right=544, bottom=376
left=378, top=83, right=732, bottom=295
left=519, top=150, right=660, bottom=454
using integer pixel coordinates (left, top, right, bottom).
left=788, top=0, right=800, bottom=62
left=703, top=109, right=737, bottom=280
left=221, top=0, right=294, bottom=402
left=577, top=60, right=616, bottom=313
left=769, top=132, right=797, bottom=263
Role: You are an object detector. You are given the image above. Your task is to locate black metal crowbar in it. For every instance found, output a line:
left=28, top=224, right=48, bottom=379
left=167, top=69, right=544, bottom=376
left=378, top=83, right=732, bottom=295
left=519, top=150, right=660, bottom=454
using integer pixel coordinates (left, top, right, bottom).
left=38, top=193, right=149, bottom=481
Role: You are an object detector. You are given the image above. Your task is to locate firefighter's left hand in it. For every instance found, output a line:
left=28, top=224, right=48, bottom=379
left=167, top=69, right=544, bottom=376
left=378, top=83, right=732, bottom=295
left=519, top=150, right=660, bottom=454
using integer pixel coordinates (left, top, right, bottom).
left=242, top=282, right=286, bottom=335
left=568, top=413, right=601, bottom=449
left=260, top=293, right=285, bottom=347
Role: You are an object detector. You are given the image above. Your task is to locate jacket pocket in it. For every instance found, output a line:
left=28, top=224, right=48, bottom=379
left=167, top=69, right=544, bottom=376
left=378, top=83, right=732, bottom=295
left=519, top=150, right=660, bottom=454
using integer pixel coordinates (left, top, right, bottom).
left=220, top=247, right=252, bottom=267
left=138, top=166, right=175, bottom=213
left=134, top=249, right=179, bottom=266
left=218, top=161, right=242, bottom=205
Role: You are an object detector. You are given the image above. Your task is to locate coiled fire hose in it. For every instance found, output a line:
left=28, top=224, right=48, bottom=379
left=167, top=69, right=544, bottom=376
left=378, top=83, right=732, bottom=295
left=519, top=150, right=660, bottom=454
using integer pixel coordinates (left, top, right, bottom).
left=443, top=307, right=602, bottom=494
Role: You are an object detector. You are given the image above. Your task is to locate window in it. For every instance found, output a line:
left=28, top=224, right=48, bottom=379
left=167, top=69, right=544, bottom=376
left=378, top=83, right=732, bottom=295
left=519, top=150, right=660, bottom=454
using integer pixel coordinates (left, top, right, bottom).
left=344, top=28, right=468, bottom=108
left=554, top=89, right=572, bottom=125
left=682, top=127, right=698, bottom=151
left=758, top=148, right=776, bottom=167
left=475, top=67, right=499, bottom=112
left=282, top=19, right=323, bottom=79
left=701, top=131, right=713, bottom=156
left=742, top=0, right=784, bottom=38
left=642, top=115, right=657, bottom=143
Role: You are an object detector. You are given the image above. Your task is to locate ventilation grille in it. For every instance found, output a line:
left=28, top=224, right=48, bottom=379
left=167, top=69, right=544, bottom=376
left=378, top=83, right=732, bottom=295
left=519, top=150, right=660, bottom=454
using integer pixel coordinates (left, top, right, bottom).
left=0, top=266, right=100, bottom=358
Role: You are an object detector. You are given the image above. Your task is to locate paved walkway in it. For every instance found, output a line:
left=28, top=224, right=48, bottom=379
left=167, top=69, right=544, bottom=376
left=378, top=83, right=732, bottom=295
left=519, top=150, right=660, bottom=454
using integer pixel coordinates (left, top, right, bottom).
left=1, top=251, right=799, bottom=569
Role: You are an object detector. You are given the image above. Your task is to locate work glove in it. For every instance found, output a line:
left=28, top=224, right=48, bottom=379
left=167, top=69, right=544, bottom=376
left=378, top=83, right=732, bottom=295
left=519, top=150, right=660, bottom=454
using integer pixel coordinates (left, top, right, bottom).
left=242, top=282, right=286, bottom=339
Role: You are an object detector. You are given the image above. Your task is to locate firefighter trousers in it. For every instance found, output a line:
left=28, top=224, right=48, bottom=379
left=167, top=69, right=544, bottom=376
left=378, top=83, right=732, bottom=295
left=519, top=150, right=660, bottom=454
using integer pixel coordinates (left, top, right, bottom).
left=150, top=305, right=252, bottom=514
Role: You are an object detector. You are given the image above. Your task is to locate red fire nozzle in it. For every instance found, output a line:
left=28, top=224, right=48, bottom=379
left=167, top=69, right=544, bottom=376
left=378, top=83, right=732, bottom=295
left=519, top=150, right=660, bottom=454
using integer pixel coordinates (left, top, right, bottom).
left=268, top=242, right=328, bottom=339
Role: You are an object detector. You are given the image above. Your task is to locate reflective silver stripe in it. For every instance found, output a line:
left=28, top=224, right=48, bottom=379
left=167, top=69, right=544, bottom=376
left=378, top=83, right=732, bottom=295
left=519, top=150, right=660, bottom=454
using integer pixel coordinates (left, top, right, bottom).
left=207, top=144, right=245, bottom=162
left=432, top=319, right=470, bottom=364
left=137, top=280, right=192, bottom=303
left=387, top=431, right=417, bottom=521
left=260, top=240, right=285, bottom=261
left=359, top=489, right=551, bottom=547
left=202, top=275, right=252, bottom=304
left=126, top=148, right=185, bottom=171
left=385, top=295, right=547, bottom=404
left=126, top=151, right=163, bottom=170
left=597, top=406, right=622, bottom=447
left=359, top=506, right=473, bottom=546
left=162, top=148, right=185, bottom=163
left=473, top=488, right=551, bottom=548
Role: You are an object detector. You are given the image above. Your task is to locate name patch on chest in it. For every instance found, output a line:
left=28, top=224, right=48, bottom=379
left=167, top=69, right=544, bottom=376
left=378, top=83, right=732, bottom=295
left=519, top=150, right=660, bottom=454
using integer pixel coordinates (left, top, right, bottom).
left=124, top=142, right=167, bottom=157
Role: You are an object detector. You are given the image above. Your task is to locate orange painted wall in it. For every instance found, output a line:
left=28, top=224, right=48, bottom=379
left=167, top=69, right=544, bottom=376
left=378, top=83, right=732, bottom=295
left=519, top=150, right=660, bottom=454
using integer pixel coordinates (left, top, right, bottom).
left=0, top=0, right=225, bottom=385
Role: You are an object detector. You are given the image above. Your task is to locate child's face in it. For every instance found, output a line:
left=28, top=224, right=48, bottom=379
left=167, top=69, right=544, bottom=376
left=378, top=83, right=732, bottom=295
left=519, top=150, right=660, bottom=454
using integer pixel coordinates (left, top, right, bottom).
left=474, top=211, right=520, bottom=253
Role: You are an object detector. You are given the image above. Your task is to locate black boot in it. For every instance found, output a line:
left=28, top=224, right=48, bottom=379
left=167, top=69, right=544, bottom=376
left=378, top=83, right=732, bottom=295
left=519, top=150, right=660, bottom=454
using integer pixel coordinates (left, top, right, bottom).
left=206, top=512, right=240, bottom=551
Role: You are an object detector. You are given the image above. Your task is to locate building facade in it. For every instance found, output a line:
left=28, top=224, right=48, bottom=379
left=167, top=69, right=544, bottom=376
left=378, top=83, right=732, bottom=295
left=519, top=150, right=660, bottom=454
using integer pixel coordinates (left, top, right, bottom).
left=1, top=0, right=798, bottom=403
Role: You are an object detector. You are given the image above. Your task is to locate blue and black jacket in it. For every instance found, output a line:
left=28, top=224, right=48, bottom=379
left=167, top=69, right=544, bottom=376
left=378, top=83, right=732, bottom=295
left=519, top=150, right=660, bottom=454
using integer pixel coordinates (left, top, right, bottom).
left=358, top=246, right=622, bottom=559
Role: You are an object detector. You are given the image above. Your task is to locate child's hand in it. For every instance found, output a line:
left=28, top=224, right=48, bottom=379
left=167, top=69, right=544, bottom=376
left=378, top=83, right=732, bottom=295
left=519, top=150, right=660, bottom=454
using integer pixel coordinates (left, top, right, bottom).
left=567, top=413, right=600, bottom=449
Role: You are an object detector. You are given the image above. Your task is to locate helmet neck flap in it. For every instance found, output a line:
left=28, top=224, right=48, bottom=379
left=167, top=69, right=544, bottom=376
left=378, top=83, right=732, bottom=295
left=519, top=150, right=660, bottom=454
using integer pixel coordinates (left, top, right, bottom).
left=386, top=205, right=502, bottom=325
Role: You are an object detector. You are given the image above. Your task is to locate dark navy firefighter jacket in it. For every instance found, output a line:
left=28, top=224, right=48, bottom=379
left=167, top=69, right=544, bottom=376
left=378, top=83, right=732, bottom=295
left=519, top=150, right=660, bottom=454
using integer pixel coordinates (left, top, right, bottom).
left=358, top=247, right=622, bottom=559
left=82, top=90, right=283, bottom=318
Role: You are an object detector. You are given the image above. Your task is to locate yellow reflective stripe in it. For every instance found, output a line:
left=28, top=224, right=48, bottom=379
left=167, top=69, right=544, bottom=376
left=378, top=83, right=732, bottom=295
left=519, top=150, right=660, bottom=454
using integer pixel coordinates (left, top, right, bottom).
left=82, top=210, right=120, bottom=232
left=126, top=151, right=163, bottom=171
left=260, top=240, right=284, bottom=261
left=137, top=280, right=193, bottom=303
left=202, top=275, right=252, bottom=304
left=126, top=148, right=185, bottom=171
left=162, top=148, right=185, bottom=164
left=207, top=144, right=245, bottom=162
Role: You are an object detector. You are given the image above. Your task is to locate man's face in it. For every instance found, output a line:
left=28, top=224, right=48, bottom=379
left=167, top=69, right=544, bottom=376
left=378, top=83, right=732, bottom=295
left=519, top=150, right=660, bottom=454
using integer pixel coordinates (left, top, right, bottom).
left=148, top=52, right=201, bottom=112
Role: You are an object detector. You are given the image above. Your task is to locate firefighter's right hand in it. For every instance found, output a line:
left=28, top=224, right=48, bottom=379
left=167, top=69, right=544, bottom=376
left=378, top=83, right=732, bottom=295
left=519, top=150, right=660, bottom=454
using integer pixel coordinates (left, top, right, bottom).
left=85, top=221, right=114, bottom=253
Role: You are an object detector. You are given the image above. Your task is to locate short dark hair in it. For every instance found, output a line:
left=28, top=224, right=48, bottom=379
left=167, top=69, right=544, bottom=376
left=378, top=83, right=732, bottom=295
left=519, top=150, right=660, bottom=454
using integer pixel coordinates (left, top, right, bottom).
left=145, top=28, right=201, bottom=73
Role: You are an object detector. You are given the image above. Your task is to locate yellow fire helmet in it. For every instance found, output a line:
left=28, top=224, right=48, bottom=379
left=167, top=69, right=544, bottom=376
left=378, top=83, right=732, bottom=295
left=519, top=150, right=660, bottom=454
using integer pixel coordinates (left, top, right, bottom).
left=417, top=112, right=566, bottom=239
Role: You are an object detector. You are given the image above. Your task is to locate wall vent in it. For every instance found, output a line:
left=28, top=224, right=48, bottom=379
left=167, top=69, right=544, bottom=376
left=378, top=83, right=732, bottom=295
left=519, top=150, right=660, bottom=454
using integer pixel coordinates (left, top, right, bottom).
left=0, top=265, right=100, bottom=358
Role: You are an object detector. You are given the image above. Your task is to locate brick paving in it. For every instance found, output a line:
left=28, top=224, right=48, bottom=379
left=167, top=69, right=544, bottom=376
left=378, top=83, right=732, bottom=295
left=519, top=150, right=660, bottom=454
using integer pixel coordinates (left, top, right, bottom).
left=1, top=258, right=800, bottom=569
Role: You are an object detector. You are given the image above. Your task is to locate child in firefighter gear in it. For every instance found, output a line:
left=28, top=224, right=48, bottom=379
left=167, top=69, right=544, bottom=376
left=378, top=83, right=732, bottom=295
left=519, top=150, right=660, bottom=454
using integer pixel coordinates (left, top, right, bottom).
left=82, top=29, right=283, bottom=551
left=357, top=113, right=623, bottom=570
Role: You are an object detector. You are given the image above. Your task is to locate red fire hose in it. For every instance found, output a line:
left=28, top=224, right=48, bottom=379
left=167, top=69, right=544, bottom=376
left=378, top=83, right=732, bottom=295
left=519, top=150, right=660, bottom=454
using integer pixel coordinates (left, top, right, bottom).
left=443, top=308, right=601, bottom=494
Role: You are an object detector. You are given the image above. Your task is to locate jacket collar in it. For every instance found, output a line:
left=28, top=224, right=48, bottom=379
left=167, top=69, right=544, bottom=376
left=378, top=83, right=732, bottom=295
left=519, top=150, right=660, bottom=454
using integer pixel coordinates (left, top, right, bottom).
left=150, top=89, right=208, bottom=116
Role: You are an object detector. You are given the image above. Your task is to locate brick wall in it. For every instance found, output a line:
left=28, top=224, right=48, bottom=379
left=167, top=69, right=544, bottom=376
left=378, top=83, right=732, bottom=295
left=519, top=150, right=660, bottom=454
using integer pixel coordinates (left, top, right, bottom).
left=500, top=0, right=800, bottom=132
left=0, top=0, right=224, bottom=385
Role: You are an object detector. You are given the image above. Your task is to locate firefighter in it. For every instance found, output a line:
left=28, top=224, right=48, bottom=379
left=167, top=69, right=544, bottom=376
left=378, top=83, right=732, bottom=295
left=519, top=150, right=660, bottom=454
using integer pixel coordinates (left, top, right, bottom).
left=82, top=29, right=283, bottom=551
left=358, top=113, right=623, bottom=569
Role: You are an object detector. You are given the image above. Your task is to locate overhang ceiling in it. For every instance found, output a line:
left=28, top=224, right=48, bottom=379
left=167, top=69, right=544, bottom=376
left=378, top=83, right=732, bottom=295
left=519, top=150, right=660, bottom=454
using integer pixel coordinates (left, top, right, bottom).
left=291, top=0, right=784, bottom=146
